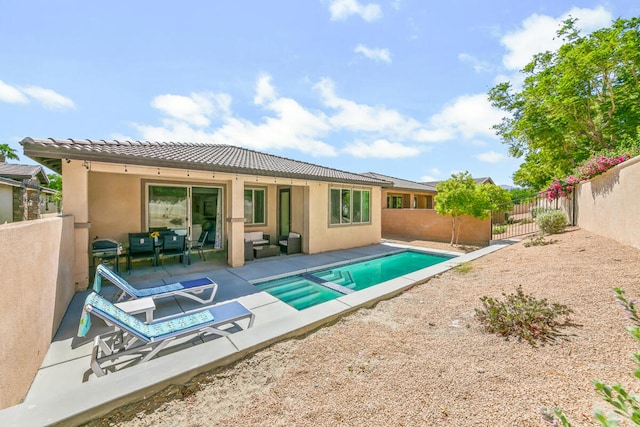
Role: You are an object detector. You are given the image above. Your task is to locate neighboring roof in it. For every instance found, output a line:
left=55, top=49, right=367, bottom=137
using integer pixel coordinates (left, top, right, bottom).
left=0, top=176, right=56, bottom=193
left=20, top=137, right=390, bottom=186
left=360, top=172, right=437, bottom=192
left=0, top=162, right=49, bottom=184
left=424, top=176, right=495, bottom=187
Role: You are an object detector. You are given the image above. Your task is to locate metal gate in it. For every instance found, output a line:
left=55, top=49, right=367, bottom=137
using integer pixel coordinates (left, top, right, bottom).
left=491, top=192, right=574, bottom=240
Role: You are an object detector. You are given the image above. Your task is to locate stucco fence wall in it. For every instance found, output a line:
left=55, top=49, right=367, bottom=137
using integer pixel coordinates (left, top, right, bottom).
left=381, top=208, right=491, bottom=246
left=575, top=154, right=640, bottom=249
left=0, top=215, right=75, bottom=409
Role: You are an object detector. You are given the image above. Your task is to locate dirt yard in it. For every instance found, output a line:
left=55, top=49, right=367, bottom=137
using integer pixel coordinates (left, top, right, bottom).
left=90, top=228, right=640, bottom=426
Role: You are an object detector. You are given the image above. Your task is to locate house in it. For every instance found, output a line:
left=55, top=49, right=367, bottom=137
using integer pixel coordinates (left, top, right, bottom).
left=19, top=137, right=390, bottom=287
left=362, top=172, right=437, bottom=209
left=363, top=171, right=492, bottom=246
left=0, top=155, right=56, bottom=223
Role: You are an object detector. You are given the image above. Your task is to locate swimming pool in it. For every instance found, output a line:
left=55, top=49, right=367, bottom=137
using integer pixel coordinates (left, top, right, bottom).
left=255, top=250, right=453, bottom=310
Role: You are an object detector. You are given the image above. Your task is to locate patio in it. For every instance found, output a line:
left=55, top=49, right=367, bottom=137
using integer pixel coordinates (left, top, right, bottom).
left=0, top=241, right=510, bottom=426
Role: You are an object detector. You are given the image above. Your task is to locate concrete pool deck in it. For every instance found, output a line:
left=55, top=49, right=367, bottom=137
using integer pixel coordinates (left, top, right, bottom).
left=0, top=240, right=513, bottom=426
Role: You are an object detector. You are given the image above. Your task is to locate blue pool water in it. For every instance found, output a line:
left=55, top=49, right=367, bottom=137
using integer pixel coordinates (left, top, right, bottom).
left=255, top=250, right=453, bottom=310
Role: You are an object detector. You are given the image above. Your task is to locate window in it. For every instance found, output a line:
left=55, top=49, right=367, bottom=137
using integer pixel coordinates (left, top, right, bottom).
left=330, top=188, right=370, bottom=225
left=244, top=188, right=265, bottom=224
left=387, top=195, right=403, bottom=209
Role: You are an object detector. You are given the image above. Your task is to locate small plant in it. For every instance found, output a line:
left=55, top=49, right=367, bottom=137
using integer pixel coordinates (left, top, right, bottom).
left=524, top=235, right=557, bottom=247
left=475, top=286, right=573, bottom=346
left=536, top=210, right=567, bottom=234
left=454, top=261, right=472, bottom=274
left=492, top=224, right=508, bottom=234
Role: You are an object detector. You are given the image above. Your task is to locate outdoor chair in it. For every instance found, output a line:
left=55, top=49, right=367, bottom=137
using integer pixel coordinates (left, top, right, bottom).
left=278, top=232, right=301, bottom=255
left=159, top=234, right=189, bottom=266
left=127, top=234, right=157, bottom=271
left=190, top=230, right=209, bottom=261
left=77, top=292, right=255, bottom=377
left=93, top=264, right=218, bottom=304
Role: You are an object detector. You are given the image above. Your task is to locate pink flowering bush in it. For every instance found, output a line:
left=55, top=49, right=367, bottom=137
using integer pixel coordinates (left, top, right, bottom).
left=543, top=153, right=632, bottom=201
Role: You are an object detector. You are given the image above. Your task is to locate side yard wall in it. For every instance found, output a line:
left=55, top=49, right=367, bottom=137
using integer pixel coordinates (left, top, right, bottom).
left=0, top=216, right=75, bottom=409
left=381, top=209, right=491, bottom=245
left=575, top=155, right=640, bottom=249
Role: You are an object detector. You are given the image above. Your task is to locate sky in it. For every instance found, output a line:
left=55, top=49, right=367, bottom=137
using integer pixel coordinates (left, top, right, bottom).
left=1, top=1, right=639, bottom=186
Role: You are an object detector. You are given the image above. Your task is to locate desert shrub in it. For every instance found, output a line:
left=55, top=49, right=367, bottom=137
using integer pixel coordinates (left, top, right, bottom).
left=475, top=286, right=573, bottom=346
left=523, top=235, right=557, bottom=247
left=454, top=261, right=472, bottom=274
left=530, top=206, right=550, bottom=218
left=492, top=224, right=507, bottom=234
left=536, top=210, right=567, bottom=234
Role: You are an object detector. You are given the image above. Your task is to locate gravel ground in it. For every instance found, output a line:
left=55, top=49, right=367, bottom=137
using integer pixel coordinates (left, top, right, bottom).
left=92, top=228, right=640, bottom=426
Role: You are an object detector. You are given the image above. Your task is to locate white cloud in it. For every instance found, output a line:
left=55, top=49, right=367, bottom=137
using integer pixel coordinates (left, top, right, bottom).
left=151, top=92, right=230, bottom=127
left=343, top=139, right=420, bottom=158
left=329, top=0, right=382, bottom=22
left=501, top=6, right=612, bottom=71
left=354, top=44, right=391, bottom=63
left=428, top=93, right=503, bottom=140
left=458, top=53, right=492, bottom=73
left=0, top=81, right=74, bottom=110
left=476, top=150, right=506, bottom=163
left=134, top=76, right=506, bottom=161
left=0, top=80, right=28, bottom=104
left=137, top=74, right=336, bottom=157
left=420, top=175, right=438, bottom=182
left=21, top=86, right=75, bottom=110
left=254, top=74, right=277, bottom=105
left=314, top=78, right=421, bottom=139
left=429, top=167, right=440, bottom=176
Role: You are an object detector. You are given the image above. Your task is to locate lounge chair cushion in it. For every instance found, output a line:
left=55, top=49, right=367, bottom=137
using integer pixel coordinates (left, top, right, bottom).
left=79, top=292, right=215, bottom=341
left=92, top=265, right=217, bottom=304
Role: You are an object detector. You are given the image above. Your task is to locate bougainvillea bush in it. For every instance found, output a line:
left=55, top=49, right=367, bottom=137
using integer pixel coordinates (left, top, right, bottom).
left=544, top=153, right=633, bottom=201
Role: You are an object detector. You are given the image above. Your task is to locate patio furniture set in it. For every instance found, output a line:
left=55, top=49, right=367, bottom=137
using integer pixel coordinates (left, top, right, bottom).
left=244, top=231, right=301, bottom=261
left=79, top=264, right=255, bottom=377
left=92, top=229, right=211, bottom=273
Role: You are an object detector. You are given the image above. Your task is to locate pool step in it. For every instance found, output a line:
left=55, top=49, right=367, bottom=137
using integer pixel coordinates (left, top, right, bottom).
left=271, top=283, right=318, bottom=300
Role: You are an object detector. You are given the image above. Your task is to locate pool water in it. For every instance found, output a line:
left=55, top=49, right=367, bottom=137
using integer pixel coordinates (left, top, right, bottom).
left=255, top=250, right=453, bottom=310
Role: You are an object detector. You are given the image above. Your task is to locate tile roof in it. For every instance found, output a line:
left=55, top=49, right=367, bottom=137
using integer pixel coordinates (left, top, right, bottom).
left=20, top=137, right=390, bottom=186
left=0, top=176, right=56, bottom=193
left=361, top=172, right=437, bottom=192
left=0, top=162, right=49, bottom=184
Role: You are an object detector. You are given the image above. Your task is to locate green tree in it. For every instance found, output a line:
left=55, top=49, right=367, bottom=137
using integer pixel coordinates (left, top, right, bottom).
left=435, top=172, right=494, bottom=245
left=489, top=17, right=640, bottom=189
left=0, top=143, right=19, bottom=161
left=46, top=173, right=62, bottom=207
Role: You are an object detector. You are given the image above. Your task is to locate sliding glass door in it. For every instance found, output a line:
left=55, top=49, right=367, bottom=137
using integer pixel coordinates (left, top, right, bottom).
left=147, top=184, right=223, bottom=248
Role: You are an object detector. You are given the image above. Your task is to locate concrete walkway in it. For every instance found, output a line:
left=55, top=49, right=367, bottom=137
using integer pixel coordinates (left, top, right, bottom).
left=0, top=241, right=512, bottom=426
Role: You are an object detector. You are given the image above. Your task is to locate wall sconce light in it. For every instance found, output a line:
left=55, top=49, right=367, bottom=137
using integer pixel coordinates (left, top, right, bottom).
left=157, top=168, right=160, bottom=175
left=65, top=158, right=71, bottom=164
left=187, top=170, right=190, bottom=177
left=82, top=160, right=91, bottom=171
left=124, top=165, right=128, bottom=173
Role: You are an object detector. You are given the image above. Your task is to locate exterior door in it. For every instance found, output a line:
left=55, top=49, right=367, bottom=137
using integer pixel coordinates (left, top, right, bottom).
left=279, top=188, right=290, bottom=237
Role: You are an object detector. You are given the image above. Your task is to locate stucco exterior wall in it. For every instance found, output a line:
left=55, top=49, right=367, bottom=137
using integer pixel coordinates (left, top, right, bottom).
left=381, top=208, right=491, bottom=245
left=575, top=155, right=640, bottom=249
left=0, top=215, right=75, bottom=409
left=306, top=183, right=382, bottom=253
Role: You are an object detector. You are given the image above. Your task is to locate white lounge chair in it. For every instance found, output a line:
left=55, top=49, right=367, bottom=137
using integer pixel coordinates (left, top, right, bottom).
left=78, top=292, right=255, bottom=376
left=93, top=264, right=218, bottom=304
